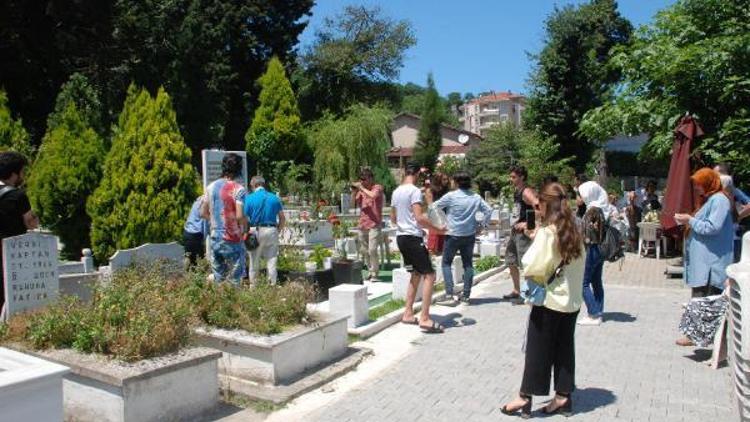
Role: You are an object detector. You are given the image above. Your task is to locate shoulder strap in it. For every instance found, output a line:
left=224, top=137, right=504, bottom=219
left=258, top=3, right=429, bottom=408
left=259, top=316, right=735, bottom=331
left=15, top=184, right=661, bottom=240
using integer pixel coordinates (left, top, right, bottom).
left=0, top=185, right=17, bottom=200
left=545, top=260, right=565, bottom=286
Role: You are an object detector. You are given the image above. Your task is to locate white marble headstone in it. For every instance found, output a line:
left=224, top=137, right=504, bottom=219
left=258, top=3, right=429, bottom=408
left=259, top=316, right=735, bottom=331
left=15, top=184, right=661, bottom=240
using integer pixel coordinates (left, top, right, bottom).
left=108, top=242, right=185, bottom=273
left=2, top=233, right=59, bottom=320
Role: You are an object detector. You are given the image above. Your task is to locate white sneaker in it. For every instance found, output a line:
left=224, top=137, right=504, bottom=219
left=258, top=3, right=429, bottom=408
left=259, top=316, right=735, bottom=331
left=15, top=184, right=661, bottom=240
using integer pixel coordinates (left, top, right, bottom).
left=577, top=316, right=602, bottom=326
left=436, top=295, right=459, bottom=307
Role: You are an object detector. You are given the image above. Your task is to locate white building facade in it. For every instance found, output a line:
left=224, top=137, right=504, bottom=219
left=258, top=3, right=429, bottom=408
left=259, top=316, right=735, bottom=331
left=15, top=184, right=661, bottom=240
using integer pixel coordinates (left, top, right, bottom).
left=460, top=91, right=525, bottom=136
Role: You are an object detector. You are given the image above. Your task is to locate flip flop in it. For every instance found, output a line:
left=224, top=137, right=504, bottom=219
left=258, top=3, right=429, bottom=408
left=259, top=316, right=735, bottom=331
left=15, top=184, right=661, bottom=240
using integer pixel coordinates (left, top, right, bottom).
left=419, top=321, right=445, bottom=334
left=401, top=317, right=419, bottom=325
left=502, top=292, right=521, bottom=300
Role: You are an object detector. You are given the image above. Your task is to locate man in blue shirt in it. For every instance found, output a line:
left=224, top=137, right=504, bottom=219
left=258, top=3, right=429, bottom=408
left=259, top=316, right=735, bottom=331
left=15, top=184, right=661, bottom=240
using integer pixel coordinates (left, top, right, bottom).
left=183, top=195, right=208, bottom=267
left=244, top=176, right=285, bottom=284
left=432, top=171, right=493, bottom=305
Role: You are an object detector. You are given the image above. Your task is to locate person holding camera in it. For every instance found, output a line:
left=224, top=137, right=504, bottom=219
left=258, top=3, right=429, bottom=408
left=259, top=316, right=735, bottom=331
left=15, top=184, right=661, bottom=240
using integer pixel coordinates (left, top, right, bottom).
left=351, top=168, right=384, bottom=282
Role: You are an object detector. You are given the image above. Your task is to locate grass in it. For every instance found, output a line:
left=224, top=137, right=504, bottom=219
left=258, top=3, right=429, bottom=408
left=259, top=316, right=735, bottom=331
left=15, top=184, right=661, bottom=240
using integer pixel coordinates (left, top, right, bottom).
left=368, top=299, right=406, bottom=321
left=475, top=255, right=502, bottom=273
left=347, top=334, right=361, bottom=344
left=223, top=391, right=286, bottom=413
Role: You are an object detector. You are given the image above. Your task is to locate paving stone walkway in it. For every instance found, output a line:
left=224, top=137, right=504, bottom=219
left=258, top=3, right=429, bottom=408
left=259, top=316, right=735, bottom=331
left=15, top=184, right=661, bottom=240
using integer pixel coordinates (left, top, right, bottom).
left=296, top=254, right=735, bottom=422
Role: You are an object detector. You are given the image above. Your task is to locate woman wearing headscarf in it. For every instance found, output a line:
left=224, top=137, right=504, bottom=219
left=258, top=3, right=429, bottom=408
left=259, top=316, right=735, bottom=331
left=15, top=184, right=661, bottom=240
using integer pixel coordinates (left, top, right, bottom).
left=673, top=168, right=734, bottom=347
left=674, top=168, right=734, bottom=297
left=577, top=181, right=609, bottom=326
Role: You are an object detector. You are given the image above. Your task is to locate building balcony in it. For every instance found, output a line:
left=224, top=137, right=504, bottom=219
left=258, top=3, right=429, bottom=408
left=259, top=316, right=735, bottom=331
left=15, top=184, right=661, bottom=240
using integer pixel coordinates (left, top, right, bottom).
left=478, top=109, right=499, bottom=117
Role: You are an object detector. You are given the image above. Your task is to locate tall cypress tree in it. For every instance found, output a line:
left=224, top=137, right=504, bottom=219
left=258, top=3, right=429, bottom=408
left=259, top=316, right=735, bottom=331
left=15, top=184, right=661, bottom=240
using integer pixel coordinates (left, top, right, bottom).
left=28, top=102, right=105, bottom=259
left=88, top=85, right=199, bottom=261
left=245, top=56, right=304, bottom=180
left=412, top=74, right=443, bottom=170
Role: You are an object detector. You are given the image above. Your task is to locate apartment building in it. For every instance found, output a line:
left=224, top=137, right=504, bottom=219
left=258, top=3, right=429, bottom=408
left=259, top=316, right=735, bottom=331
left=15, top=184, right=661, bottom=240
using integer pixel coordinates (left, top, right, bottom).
left=460, top=91, right=525, bottom=136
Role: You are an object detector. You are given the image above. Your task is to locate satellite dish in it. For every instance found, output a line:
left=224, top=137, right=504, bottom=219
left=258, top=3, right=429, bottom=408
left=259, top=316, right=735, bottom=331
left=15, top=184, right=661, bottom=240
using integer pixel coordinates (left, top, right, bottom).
left=458, top=134, right=469, bottom=145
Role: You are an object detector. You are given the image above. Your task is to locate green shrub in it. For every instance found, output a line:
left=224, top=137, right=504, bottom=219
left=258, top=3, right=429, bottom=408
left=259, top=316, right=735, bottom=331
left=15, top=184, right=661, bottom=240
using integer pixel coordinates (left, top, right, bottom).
left=27, top=102, right=105, bottom=259
left=0, top=90, right=34, bottom=159
left=87, top=85, right=200, bottom=262
left=311, top=245, right=332, bottom=270
left=475, top=256, right=502, bottom=273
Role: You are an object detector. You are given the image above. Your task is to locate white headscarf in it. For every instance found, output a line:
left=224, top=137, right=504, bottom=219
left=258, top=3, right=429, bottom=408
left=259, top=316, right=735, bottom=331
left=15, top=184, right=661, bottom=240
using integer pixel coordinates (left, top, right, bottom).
left=578, top=181, right=609, bottom=209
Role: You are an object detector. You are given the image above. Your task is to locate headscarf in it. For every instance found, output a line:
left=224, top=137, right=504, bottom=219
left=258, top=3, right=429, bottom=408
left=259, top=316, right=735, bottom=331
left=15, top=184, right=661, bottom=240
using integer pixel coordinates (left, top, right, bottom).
left=578, top=181, right=609, bottom=209
left=691, top=168, right=723, bottom=207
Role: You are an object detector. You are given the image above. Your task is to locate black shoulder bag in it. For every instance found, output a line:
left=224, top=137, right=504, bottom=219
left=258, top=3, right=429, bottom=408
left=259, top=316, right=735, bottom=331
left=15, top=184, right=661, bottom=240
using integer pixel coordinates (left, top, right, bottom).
left=243, top=193, right=268, bottom=250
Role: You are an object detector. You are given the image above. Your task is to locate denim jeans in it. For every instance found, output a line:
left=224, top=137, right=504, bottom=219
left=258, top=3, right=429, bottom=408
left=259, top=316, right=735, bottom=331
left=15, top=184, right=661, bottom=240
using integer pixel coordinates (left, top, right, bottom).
left=442, top=235, right=475, bottom=297
left=582, top=244, right=605, bottom=317
left=210, top=239, right=245, bottom=284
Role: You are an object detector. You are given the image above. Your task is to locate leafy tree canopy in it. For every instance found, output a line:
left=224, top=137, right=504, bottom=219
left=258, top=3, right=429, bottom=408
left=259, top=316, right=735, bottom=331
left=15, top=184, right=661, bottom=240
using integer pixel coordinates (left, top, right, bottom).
left=296, top=5, right=416, bottom=120
left=580, top=0, right=750, bottom=184
left=47, top=73, right=105, bottom=136
left=413, top=74, right=444, bottom=170
left=309, top=104, right=395, bottom=197
left=523, top=0, right=632, bottom=171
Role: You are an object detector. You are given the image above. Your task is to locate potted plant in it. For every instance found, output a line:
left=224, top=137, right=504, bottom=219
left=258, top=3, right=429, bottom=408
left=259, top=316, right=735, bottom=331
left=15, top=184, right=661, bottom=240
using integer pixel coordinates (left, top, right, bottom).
left=331, top=219, right=364, bottom=285
left=277, top=247, right=335, bottom=298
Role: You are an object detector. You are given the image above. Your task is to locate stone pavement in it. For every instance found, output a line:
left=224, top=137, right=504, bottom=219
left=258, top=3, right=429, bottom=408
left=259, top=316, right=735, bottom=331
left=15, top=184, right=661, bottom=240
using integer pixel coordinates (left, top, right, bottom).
left=267, top=254, right=736, bottom=422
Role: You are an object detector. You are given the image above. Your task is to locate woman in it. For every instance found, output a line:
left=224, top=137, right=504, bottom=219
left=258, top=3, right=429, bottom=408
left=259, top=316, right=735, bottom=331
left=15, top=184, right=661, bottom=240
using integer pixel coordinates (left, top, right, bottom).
left=674, top=168, right=734, bottom=298
left=577, top=181, right=609, bottom=326
left=424, top=172, right=451, bottom=255
left=501, top=183, right=586, bottom=418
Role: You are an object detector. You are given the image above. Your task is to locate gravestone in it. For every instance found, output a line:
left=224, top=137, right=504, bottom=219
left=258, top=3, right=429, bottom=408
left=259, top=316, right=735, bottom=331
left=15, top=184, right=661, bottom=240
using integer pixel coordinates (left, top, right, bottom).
left=108, top=242, right=185, bottom=273
left=2, top=233, right=59, bottom=320
left=201, top=149, right=248, bottom=189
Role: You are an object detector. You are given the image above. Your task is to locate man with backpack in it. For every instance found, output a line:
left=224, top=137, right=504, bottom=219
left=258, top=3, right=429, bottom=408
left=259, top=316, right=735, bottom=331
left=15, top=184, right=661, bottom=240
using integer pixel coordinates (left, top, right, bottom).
left=0, top=152, right=39, bottom=309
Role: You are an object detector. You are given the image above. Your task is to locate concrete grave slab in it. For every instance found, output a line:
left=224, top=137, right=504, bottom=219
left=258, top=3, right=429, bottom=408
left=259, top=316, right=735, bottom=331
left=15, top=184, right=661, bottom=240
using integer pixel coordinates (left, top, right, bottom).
left=0, top=347, right=69, bottom=422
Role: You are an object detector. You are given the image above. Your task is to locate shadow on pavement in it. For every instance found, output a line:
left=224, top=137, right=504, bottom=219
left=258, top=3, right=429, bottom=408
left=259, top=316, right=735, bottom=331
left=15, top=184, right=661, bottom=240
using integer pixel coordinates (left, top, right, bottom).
left=568, top=387, right=617, bottom=415
left=602, top=312, right=637, bottom=323
left=469, top=297, right=504, bottom=306
left=435, top=312, right=468, bottom=329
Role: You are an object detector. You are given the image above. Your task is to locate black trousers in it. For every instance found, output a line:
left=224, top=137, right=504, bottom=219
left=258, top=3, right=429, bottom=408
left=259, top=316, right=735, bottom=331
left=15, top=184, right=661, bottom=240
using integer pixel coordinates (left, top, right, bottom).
left=520, top=306, right=579, bottom=396
left=183, top=231, right=205, bottom=267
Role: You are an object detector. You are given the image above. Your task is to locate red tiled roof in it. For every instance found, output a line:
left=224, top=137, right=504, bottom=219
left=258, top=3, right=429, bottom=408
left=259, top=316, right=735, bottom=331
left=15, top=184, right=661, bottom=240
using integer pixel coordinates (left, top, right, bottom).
left=468, top=91, right=524, bottom=105
left=387, top=145, right=469, bottom=158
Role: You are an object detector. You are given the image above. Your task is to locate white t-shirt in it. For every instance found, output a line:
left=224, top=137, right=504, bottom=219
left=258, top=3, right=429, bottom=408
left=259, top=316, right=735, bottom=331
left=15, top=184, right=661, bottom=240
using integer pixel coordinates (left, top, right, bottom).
left=391, top=183, right=424, bottom=237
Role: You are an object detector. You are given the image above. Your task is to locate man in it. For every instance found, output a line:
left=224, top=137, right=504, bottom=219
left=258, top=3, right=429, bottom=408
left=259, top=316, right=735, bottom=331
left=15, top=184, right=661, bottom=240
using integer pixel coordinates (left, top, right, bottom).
left=433, top=171, right=492, bottom=306
left=201, top=153, right=246, bottom=284
left=244, top=176, right=285, bottom=284
left=503, top=165, right=538, bottom=302
left=183, top=195, right=208, bottom=268
left=391, top=162, right=447, bottom=333
left=0, top=152, right=39, bottom=310
left=351, top=168, right=384, bottom=282
left=715, top=163, right=750, bottom=207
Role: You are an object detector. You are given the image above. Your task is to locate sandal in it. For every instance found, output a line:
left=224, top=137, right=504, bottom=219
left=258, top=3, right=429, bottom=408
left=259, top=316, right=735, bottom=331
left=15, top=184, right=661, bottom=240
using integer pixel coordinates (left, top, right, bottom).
left=502, top=292, right=521, bottom=300
left=401, top=317, right=419, bottom=325
left=419, top=321, right=445, bottom=334
left=541, top=393, right=572, bottom=417
left=501, top=394, right=532, bottom=419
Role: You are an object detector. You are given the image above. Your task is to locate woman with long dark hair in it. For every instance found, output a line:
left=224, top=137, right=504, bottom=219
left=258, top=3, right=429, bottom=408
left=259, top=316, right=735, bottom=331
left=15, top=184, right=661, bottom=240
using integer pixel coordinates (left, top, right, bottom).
left=424, top=172, right=451, bottom=255
left=501, top=183, right=586, bottom=418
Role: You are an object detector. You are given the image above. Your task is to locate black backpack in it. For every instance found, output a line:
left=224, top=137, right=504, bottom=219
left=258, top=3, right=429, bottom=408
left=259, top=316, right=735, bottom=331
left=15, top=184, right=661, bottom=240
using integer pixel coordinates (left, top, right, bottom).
left=600, top=221, right=625, bottom=263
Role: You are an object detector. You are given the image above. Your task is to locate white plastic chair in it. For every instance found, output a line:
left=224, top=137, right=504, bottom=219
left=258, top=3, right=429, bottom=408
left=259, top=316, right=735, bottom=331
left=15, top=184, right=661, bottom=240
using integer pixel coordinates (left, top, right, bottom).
left=637, top=222, right=665, bottom=259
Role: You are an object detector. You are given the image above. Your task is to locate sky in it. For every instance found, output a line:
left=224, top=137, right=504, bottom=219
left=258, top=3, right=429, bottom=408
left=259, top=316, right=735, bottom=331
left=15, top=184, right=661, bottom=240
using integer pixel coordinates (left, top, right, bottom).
left=297, top=0, right=676, bottom=96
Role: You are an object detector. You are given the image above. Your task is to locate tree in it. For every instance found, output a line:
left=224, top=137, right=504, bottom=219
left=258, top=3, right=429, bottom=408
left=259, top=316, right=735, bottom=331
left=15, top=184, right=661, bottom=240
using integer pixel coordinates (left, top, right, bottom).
left=398, top=83, right=461, bottom=128
left=88, top=85, right=199, bottom=261
left=413, top=74, right=443, bottom=170
left=47, top=73, right=105, bottom=137
left=0, top=1, right=314, bottom=156
left=580, top=0, right=750, bottom=184
left=310, top=104, right=395, bottom=197
left=245, top=56, right=305, bottom=181
left=523, top=0, right=632, bottom=171
left=27, top=103, right=105, bottom=259
left=466, top=124, right=573, bottom=196
left=0, top=90, right=33, bottom=159
left=296, top=5, right=416, bottom=119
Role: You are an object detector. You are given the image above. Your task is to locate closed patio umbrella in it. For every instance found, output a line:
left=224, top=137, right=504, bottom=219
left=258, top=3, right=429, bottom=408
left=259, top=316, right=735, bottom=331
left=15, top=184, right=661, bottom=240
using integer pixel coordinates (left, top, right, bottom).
left=660, top=115, right=703, bottom=237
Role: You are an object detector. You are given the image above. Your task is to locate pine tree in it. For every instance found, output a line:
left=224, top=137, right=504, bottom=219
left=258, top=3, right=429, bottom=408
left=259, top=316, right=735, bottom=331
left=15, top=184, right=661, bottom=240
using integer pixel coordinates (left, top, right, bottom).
left=412, top=74, right=443, bottom=170
left=0, top=90, right=34, bottom=160
left=28, top=102, right=105, bottom=259
left=88, top=85, right=200, bottom=261
left=245, top=56, right=304, bottom=181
